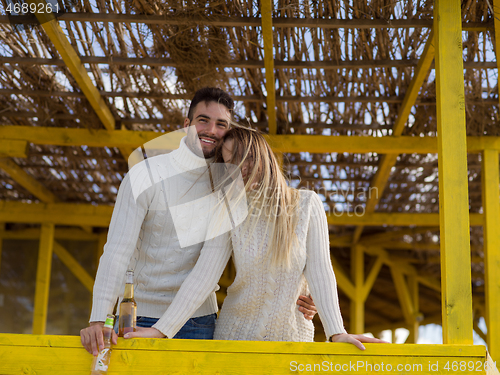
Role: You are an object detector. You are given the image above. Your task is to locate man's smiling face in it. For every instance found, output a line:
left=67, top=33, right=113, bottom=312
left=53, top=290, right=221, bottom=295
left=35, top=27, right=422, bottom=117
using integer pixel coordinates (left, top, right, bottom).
left=183, top=101, right=231, bottom=159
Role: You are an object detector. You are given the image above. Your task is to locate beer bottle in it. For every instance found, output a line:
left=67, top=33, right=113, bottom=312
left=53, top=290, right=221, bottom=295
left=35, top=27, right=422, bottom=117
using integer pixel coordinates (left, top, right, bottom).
left=90, top=314, right=114, bottom=375
left=118, top=269, right=137, bottom=336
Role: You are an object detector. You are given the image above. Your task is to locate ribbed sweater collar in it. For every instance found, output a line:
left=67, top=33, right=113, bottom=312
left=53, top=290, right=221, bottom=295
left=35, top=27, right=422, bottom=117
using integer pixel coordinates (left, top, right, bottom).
left=170, top=137, right=212, bottom=180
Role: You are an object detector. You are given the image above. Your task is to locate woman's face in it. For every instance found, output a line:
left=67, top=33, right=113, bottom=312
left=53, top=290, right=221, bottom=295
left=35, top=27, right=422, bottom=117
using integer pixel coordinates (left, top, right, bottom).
left=222, top=138, right=257, bottom=187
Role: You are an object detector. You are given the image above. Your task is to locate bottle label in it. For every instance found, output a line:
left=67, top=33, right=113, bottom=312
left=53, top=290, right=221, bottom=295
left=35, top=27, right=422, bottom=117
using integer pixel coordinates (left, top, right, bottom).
left=93, top=348, right=110, bottom=371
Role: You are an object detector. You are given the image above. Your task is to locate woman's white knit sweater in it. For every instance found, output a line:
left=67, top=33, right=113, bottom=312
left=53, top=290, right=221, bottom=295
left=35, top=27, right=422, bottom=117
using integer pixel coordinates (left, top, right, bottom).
left=153, top=189, right=346, bottom=341
left=90, top=137, right=220, bottom=323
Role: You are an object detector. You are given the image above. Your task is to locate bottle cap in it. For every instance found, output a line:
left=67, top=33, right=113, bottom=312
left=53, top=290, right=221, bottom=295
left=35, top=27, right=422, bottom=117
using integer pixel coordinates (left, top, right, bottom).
left=104, top=314, right=115, bottom=328
left=126, top=269, right=134, bottom=283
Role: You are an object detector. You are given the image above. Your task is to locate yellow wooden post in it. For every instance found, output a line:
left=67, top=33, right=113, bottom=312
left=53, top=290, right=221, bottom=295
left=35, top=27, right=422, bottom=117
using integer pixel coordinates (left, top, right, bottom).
left=33, top=223, right=55, bottom=334
left=434, top=0, right=473, bottom=344
left=481, top=149, right=500, bottom=361
left=350, top=245, right=364, bottom=334
left=0, top=223, right=4, bottom=274
left=407, top=275, right=420, bottom=343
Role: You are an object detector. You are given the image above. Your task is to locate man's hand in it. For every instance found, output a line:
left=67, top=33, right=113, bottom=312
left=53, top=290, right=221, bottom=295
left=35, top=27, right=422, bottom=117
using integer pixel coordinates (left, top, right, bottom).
left=330, top=333, right=389, bottom=350
left=297, top=295, right=317, bottom=320
left=80, top=322, right=118, bottom=356
left=123, top=327, right=166, bottom=339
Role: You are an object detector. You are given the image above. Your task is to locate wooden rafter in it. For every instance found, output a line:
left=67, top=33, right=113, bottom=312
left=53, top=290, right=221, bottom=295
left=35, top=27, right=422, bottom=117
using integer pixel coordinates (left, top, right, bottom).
left=351, top=31, right=436, bottom=243
left=0, top=200, right=485, bottom=227
left=2, top=126, right=500, bottom=154
left=0, top=158, right=58, bottom=203
left=2, top=88, right=499, bottom=105
left=0, top=13, right=492, bottom=31
left=26, top=0, right=133, bottom=160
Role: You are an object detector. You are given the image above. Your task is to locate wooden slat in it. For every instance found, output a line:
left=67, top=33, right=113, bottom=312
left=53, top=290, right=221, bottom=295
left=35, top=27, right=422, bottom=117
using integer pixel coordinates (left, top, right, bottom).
left=329, top=254, right=355, bottom=300
left=481, top=149, right=500, bottom=361
left=0, top=158, right=58, bottom=203
left=350, top=245, right=364, bottom=334
left=0, top=333, right=490, bottom=375
left=0, top=13, right=492, bottom=31
left=0, top=141, right=28, bottom=158
left=434, top=0, right=473, bottom=345
left=52, top=241, right=94, bottom=293
left=26, top=0, right=133, bottom=160
left=352, top=31, right=436, bottom=243
left=32, top=223, right=54, bottom=335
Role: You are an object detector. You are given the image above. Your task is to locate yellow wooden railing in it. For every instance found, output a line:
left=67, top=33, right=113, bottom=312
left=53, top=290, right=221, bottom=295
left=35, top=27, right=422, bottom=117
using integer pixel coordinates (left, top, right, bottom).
left=0, top=333, right=498, bottom=375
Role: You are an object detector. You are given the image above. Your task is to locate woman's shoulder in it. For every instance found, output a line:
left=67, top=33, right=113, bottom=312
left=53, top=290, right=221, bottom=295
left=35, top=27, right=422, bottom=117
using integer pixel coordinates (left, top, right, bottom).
left=294, top=189, right=324, bottom=212
left=296, top=188, right=320, bottom=201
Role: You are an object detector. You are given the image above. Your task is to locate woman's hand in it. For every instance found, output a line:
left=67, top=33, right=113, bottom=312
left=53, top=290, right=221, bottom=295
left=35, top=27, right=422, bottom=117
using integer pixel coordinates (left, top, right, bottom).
left=297, top=295, right=317, bottom=320
left=123, top=327, right=166, bottom=339
left=329, top=333, right=389, bottom=350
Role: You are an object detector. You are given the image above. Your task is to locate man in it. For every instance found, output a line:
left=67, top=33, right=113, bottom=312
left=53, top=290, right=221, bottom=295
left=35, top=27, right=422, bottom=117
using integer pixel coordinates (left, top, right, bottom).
left=80, top=87, right=316, bottom=355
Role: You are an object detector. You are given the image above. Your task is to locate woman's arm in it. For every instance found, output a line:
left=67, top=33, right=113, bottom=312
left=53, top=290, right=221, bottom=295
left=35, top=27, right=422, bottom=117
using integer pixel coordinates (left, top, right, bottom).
left=302, top=192, right=388, bottom=349
left=302, top=192, right=347, bottom=337
left=126, top=231, right=233, bottom=339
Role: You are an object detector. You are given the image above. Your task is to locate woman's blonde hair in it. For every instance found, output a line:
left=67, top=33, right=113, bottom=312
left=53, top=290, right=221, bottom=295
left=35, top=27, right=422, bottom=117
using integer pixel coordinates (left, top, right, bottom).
left=214, top=127, right=301, bottom=268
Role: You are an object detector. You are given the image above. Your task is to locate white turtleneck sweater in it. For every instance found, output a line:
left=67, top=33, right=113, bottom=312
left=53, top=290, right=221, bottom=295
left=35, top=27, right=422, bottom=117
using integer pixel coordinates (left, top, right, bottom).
left=153, top=189, right=346, bottom=341
left=90, top=137, right=223, bottom=323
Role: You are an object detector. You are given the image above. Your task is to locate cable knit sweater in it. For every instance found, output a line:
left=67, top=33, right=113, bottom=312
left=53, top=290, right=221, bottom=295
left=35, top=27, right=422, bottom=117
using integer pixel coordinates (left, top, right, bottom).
left=90, top=137, right=220, bottom=323
left=153, top=189, right=346, bottom=341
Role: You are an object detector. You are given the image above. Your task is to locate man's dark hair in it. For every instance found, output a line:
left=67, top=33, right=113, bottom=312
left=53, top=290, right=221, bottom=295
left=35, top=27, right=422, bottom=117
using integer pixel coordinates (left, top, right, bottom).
left=187, top=87, right=234, bottom=121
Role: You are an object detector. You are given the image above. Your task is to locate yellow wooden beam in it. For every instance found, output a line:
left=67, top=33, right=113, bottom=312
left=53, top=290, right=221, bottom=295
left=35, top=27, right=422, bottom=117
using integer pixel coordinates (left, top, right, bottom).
left=0, top=201, right=113, bottom=227
left=390, top=267, right=416, bottom=325
left=329, top=234, right=351, bottom=247
left=330, top=254, right=355, bottom=300
left=0, top=140, right=28, bottom=158
left=350, top=245, right=364, bottom=334
left=0, top=223, right=4, bottom=276
left=0, top=158, right=58, bottom=203
left=0, top=333, right=491, bottom=374
left=53, top=241, right=94, bottom=292
left=260, top=0, right=277, bottom=135
left=481, top=149, right=500, bottom=360
left=473, top=319, right=488, bottom=344
left=33, top=223, right=54, bottom=334
left=2, top=228, right=100, bottom=240
left=407, top=275, right=420, bottom=343
left=361, top=254, right=385, bottom=301
left=435, top=0, right=473, bottom=345
left=352, top=32, right=436, bottom=243
left=0, top=200, right=485, bottom=228
left=27, top=0, right=134, bottom=160
left=358, top=227, right=438, bottom=247
left=363, top=245, right=442, bottom=294
left=28, top=1, right=114, bottom=130
left=327, top=212, right=484, bottom=226
left=393, top=31, right=435, bottom=136
left=2, top=126, right=500, bottom=154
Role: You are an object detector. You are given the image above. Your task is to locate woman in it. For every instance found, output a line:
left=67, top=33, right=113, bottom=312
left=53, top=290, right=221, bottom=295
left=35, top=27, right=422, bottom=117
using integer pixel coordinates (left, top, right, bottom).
left=126, top=127, right=384, bottom=349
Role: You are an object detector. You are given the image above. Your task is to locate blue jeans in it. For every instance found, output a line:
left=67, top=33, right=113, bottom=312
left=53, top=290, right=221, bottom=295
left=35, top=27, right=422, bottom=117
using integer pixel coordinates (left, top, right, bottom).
left=135, top=314, right=216, bottom=339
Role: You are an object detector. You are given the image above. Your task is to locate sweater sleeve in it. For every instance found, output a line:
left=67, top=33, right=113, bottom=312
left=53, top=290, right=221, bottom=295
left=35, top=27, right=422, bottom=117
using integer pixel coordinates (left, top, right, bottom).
left=152, top=232, right=232, bottom=338
left=303, top=191, right=347, bottom=338
left=90, top=171, right=150, bottom=322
